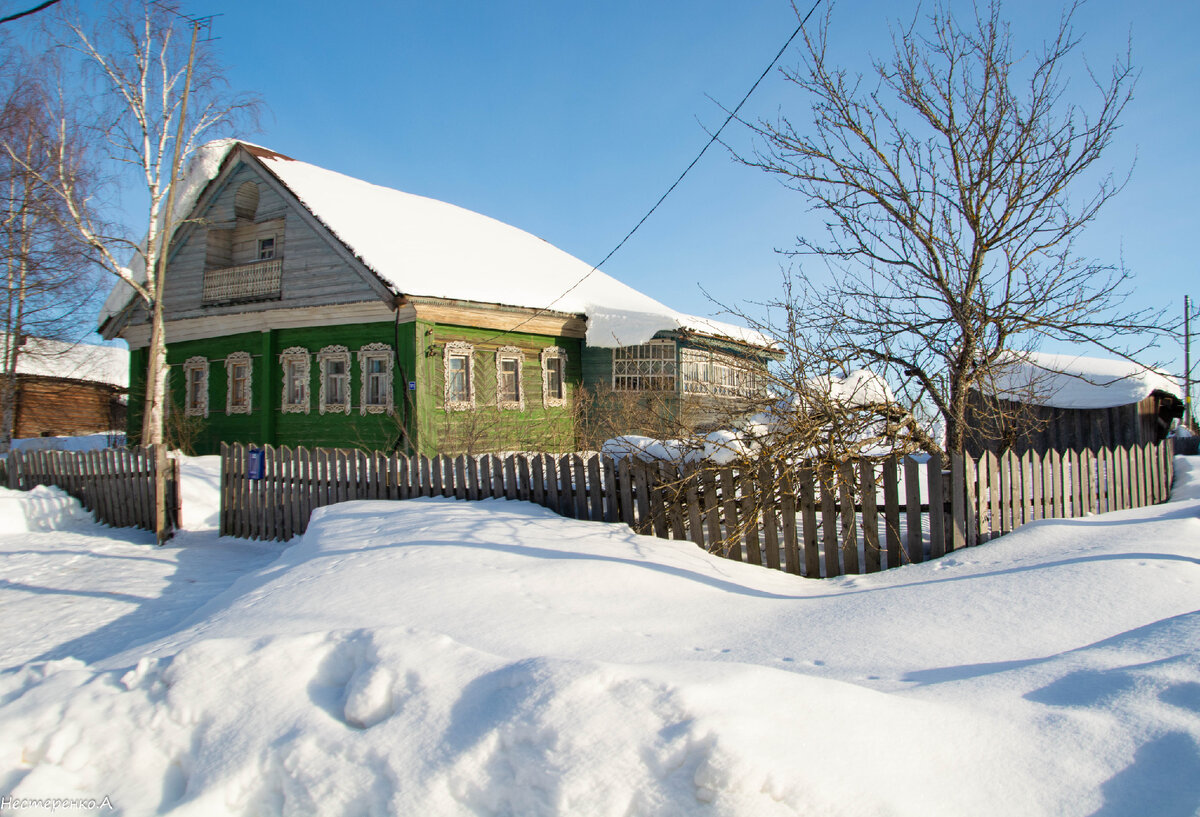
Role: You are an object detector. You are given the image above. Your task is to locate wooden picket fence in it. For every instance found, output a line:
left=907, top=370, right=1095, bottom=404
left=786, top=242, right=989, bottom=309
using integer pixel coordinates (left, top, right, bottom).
left=4, top=446, right=180, bottom=533
left=220, top=440, right=1174, bottom=578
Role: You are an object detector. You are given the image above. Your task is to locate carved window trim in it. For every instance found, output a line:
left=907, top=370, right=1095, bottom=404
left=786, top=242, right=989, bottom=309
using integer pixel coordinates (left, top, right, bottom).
left=495, top=345, right=525, bottom=411
left=318, top=344, right=351, bottom=415
left=444, top=341, right=474, bottom=411
left=280, top=347, right=311, bottom=414
left=358, top=342, right=394, bottom=416
left=540, top=346, right=567, bottom=408
left=225, top=351, right=253, bottom=415
left=183, top=356, right=209, bottom=418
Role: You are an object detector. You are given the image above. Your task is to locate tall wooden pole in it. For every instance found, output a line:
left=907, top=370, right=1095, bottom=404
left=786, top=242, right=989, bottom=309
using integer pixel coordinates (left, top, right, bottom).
left=152, top=18, right=200, bottom=545
left=1186, top=294, right=1193, bottom=432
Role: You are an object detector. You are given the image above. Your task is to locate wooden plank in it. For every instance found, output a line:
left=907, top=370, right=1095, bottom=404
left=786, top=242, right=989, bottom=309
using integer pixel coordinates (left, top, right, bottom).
left=985, top=451, right=999, bottom=540
left=646, top=461, right=668, bottom=539
left=685, top=465, right=705, bottom=549
left=820, top=464, right=840, bottom=577
left=860, top=459, right=880, bottom=572
left=700, top=467, right=722, bottom=549
left=545, top=455, right=561, bottom=516
left=574, top=456, right=590, bottom=521
left=449, top=455, right=463, bottom=500
left=559, top=454, right=575, bottom=518
left=219, top=442, right=230, bottom=536
left=951, top=452, right=967, bottom=551
left=587, top=455, right=604, bottom=522
left=904, top=456, right=923, bottom=563
left=779, top=468, right=800, bottom=575
left=964, top=452, right=977, bottom=547
left=882, top=456, right=902, bottom=569
left=719, top=466, right=742, bottom=560
left=505, top=455, right=519, bottom=501
left=927, top=453, right=946, bottom=559
left=799, top=466, right=820, bottom=576
left=616, top=457, right=633, bottom=527
left=529, top=455, right=544, bottom=507
left=602, top=456, right=618, bottom=523
left=837, top=461, right=859, bottom=574
left=517, top=455, right=532, bottom=502
left=739, top=466, right=762, bottom=565
left=760, top=462, right=781, bottom=571
left=494, top=454, right=508, bottom=502
left=634, top=460, right=652, bottom=533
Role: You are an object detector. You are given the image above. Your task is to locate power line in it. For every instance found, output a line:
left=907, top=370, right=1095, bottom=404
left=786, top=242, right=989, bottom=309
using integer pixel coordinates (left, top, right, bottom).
left=0, top=0, right=64, bottom=25
left=472, top=0, right=822, bottom=346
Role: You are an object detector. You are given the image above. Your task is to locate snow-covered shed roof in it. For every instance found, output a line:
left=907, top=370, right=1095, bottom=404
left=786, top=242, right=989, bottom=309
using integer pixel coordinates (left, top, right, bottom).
left=101, top=140, right=772, bottom=350
left=979, top=351, right=1182, bottom=410
left=1, top=335, right=128, bottom=389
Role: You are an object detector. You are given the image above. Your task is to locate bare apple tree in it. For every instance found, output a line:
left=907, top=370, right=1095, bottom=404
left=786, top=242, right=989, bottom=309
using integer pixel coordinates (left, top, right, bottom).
left=740, top=0, right=1162, bottom=454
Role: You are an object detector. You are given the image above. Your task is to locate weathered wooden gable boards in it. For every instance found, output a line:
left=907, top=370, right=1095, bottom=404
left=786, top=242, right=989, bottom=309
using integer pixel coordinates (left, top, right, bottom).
left=160, top=159, right=389, bottom=327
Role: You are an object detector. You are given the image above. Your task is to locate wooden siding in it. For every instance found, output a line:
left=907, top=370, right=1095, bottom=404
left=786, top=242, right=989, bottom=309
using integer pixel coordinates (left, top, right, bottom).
left=126, top=321, right=418, bottom=454
left=152, top=162, right=387, bottom=327
left=13, top=377, right=125, bottom=438
left=419, top=322, right=581, bottom=456
left=964, top=390, right=1180, bottom=456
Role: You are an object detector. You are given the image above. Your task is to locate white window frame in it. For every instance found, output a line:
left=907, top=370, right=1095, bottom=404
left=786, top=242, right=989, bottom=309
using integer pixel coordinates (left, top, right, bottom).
left=317, top=345, right=352, bottom=415
left=444, top=341, right=474, bottom=411
left=540, top=346, right=567, bottom=408
left=225, top=351, right=253, bottom=414
left=280, top=346, right=311, bottom=414
left=495, top=346, right=525, bottom=410
left=183, top=356, right=209, bottom=418
left=257, top=236, right=276, bottom=260
left=612, top=339, right=677, bottom=392
left=358, top=343, right=394, bottom=416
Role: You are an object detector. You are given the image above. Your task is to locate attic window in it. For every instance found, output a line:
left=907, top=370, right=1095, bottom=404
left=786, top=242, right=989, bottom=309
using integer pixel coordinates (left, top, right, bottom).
left=234, top=181, right=259, bottom=220
left=258, top=237, right=275, bottom=260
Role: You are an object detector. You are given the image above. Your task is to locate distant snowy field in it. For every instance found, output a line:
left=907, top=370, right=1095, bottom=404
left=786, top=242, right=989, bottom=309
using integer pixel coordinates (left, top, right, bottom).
left=0, top=457, right=1197, bottom=816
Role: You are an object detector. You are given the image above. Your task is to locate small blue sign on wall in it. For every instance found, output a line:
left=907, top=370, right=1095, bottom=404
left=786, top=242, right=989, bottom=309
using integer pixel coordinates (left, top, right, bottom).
left=408, top=381, right=416, bottom=391
left=248, top=448, right=265, bottom=480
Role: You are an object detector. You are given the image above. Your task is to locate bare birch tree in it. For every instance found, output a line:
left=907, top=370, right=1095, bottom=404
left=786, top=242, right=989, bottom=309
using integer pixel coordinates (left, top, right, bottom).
left=0, top=48, right=100, bottom=451
left=12, top=1, right=257, bottom=447
left=740, top=0, right=1163, bottom=454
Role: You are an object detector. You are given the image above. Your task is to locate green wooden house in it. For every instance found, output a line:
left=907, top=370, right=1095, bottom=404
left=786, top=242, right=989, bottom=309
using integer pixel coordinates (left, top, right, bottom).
left=99, top=141, right=776, bottom=455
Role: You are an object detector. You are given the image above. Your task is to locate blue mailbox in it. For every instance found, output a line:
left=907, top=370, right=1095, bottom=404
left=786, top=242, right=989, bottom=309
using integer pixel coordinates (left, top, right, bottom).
left=247, top=448, right=265, bottom=480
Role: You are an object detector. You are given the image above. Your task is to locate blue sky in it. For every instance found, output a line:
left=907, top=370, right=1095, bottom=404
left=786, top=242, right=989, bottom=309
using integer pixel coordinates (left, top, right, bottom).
left=12, top=0, right=1199, bottom=381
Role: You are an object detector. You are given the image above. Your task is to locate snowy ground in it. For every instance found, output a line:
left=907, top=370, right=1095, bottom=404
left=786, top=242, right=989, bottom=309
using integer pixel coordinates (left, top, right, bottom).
left=0, top=457, right=1197, bottom=816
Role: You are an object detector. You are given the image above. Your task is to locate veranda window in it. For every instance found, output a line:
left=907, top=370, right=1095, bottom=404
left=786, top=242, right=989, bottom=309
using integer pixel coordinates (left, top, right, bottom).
left=612, top=340, right=676, bottom=391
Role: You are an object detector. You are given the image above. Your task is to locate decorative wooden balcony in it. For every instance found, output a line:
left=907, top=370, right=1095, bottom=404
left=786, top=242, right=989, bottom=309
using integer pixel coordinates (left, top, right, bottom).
left=202, top=258, right=283, bottom=304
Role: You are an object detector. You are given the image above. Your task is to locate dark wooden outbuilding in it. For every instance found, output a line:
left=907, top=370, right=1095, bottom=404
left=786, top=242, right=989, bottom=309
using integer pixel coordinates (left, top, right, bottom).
left=964, top=353, right=1184, bottom=456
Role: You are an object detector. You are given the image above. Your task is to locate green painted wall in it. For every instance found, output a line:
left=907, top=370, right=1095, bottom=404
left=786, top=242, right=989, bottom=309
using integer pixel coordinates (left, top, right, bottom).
left=417, top=322, right=582, bottom=456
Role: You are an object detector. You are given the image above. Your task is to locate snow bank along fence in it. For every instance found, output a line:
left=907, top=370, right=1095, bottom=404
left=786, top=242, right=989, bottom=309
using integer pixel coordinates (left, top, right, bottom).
left=220, top=440, right=1174, bottom=577
left=2, top=447, right=181, bottom=533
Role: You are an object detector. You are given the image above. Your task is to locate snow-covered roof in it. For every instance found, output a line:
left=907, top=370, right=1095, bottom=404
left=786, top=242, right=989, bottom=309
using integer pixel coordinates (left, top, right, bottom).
left=980, top=351, right=1182, bottom=409
left=101, top=140, right=772, bottom=350
left=1, top=335, right=128, bottom=388
left=801, top=369, right=894, bottom=408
